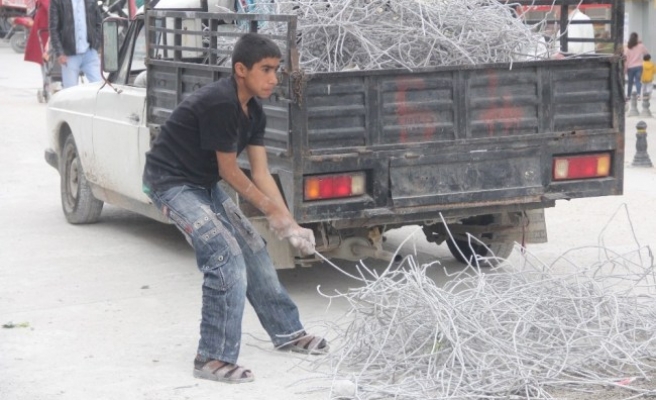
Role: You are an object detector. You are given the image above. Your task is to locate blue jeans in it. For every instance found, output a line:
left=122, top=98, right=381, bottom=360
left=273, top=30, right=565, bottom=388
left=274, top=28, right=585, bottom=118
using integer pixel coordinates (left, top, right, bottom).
left=61, top=48, right=101, bottom=88
left=627, top=66, right=643, bottom=98
left=146, top=182, right=304, bottom=364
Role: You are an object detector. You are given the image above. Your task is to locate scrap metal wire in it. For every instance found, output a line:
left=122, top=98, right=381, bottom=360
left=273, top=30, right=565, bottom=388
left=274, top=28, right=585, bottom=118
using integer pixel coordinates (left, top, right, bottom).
left=309, top=205, right=656, bottom=399
left=252, top=0, right=557, bottom=72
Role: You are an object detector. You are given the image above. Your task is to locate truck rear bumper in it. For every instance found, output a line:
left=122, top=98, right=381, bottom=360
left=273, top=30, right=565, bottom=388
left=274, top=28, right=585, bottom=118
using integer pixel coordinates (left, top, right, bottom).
left=45, top=148, right=58, bottom=170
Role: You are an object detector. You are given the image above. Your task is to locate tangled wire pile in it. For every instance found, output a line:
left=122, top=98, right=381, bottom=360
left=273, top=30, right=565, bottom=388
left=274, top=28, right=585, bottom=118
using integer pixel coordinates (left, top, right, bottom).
left=312, top=210, right=656, bottom=399
left=255, top=0, right=552, bottom=72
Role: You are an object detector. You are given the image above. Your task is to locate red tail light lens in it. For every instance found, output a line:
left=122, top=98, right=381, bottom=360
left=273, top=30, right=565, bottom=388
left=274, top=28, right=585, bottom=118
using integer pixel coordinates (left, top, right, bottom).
left=304, top=172, right=366, bottom=201
left=553, top=153, right=611, bottom=181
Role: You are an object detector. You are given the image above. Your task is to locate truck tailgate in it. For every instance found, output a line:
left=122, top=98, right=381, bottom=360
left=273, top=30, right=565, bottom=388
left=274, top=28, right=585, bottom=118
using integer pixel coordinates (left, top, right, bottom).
left=280, top=57, right=623, bottom=223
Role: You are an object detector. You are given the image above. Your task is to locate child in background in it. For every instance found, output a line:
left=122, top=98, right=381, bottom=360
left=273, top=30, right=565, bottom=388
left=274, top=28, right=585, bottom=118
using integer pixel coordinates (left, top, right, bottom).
left=642, top=54, right=655, bottom=100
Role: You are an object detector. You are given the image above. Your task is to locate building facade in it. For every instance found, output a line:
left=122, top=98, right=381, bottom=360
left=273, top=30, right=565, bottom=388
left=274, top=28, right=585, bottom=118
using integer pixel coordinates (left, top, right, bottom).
left=625, top=0, right=655, bottom=51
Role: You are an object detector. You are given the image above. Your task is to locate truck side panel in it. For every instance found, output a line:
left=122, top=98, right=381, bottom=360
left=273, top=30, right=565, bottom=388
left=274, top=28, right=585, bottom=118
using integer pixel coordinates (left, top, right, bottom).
left=302, top=59, right=617, bottom=150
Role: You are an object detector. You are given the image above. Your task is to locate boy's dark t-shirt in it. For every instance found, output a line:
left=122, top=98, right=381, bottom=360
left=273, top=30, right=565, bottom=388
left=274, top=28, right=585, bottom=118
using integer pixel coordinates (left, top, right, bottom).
left=143, top=76, right=266, bottom=191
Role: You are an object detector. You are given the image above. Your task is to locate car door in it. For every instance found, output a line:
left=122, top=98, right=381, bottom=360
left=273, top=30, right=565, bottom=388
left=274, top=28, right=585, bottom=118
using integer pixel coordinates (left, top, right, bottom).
left=92, top=20, right=148, bottom=201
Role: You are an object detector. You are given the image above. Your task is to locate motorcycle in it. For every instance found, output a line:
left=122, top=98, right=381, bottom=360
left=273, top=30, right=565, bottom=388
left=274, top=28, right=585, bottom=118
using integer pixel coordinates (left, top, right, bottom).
left=4, top=14, right=31, bottom=53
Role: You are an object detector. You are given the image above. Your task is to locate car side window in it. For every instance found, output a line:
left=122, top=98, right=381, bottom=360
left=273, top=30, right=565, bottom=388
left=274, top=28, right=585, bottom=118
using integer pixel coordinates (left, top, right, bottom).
left=116, top=20, right=147, bottom=86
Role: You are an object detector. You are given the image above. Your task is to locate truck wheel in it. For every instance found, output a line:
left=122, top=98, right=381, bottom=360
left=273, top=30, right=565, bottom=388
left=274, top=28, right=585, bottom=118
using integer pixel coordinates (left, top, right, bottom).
left=447, top=237, right=514, bottom=265
left=10, top=29, right=27, bottom=53
left=60, top=135, right=104, bottom=224
left=445, top=214, right=516, bottom=265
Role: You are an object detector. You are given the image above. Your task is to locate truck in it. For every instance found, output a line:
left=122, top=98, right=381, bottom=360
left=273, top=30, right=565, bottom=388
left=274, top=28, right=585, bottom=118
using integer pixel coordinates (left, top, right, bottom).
left=45, top=0, right=626, bottom=268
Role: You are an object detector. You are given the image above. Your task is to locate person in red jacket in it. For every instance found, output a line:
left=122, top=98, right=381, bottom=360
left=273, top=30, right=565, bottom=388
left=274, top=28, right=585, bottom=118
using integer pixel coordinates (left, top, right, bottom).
left=23, top=0, right=50, bottom=65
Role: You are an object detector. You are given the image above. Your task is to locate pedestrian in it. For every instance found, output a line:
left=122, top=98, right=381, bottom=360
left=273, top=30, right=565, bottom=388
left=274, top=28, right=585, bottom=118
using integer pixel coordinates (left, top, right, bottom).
left=641, top=54, right=654, bottom=100
left=563, top=6, right=595, bottom=55
left=552, top=6, right=595, bottom=59
left=142, top=33, right=327, bottom=384
left=48, top=0, right=102, bottom=88
left=23, top=0, right=50, bottom=66
left=623, top=32, right=649, bottom=100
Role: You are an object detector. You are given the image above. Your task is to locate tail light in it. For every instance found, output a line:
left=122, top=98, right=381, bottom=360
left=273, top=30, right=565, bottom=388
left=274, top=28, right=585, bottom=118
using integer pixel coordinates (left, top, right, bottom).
left=304, top=172, right=366, bottom=201
left=552, top=153, right=611, bottom=181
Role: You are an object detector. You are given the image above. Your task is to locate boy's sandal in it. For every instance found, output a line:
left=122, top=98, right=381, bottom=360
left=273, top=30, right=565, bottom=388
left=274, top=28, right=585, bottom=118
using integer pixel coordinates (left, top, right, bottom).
left=193, top=359, right=254, bottom=384
left=278, top=332, right=330, bottom=355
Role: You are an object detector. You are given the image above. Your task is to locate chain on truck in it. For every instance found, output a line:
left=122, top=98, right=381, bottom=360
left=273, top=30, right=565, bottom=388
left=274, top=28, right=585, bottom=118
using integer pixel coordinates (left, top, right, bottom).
left=44, top=0, right=626, bottom=268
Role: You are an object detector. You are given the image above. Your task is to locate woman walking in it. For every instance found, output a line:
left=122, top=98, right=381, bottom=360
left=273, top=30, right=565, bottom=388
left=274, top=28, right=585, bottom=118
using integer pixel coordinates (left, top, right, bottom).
left=624, top=32, right=649, bottom=99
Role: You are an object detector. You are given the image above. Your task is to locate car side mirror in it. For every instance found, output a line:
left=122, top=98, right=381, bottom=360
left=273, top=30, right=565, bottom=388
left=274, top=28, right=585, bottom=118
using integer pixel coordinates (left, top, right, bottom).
left=102, top=20, right=120, bottom=73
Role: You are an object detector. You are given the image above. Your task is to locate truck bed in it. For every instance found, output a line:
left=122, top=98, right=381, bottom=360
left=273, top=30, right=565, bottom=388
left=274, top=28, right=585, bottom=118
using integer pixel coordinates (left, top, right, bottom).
left=145, top=8, right=624, bottom=228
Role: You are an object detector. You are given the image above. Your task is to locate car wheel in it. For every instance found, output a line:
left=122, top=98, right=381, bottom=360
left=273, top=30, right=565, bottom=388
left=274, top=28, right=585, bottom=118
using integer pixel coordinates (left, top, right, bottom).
left=10, top=29, right=27, bottom=53
left=60, top=135, right=104, bottom=224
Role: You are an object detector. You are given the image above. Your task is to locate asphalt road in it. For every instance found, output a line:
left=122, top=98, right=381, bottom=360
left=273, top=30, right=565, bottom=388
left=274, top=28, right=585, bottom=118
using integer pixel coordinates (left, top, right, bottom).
left=1, top=40, right=656, bottom=400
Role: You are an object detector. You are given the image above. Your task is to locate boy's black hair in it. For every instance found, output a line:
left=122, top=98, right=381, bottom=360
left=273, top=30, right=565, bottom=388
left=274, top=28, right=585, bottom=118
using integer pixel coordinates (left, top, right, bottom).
left=232, top=33, right=281, bottom=72
left=645, top=54, right=652, bottom=62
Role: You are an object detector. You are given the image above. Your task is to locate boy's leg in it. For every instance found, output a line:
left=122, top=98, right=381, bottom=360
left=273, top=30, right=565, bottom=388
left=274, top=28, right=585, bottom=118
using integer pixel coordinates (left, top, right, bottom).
left=644, top=82, right=653, bottom=99
left=149, top=184, right=248, bottom=364
left=245, top=248, right=304, bottom=345
left=210, top=186, right=304, bottom=346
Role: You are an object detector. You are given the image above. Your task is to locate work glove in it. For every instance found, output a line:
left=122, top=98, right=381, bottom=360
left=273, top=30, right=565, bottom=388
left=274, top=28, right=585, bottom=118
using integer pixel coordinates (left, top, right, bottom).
left=266, top=211, right=316, bottom=256
left=266, top=210, right=296, bottom=240
left=287, top=227, right=316, bottom=256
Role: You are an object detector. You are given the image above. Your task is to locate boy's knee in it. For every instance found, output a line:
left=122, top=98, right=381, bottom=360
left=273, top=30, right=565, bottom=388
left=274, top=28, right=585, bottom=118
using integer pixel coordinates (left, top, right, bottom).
left=201, top=253, right=247, bottom=293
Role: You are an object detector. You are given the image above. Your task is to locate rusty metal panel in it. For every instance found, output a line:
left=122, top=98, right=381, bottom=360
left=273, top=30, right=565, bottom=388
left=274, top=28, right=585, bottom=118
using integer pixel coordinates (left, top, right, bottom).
left=261, top=100, right=290, bottom=153
left=147, top=63, right=217, bottom=126
left=468, top=68, right=540, bottom=138
left=389, top=149, right=544, bottom=208
left=552, top=66, right=613, bottom=131
left=147, top=63, right=178, bottom=126
left=306, top=77, right=368, bottom=149
left=379, top=74, right=456, bottom=144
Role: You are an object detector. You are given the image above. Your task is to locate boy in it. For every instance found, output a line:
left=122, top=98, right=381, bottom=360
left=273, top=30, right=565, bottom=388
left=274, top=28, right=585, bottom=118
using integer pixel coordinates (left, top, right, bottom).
left=642, top=54, right=654, bottom=100
left=142, top=33, right=327, bottom=384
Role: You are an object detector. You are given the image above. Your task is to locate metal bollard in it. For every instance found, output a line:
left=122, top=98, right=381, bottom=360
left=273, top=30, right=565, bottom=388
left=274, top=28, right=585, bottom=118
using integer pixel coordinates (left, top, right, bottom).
left=641, top=95, right=653, bottom=118
left=628, top=93, right=640, bottom=117
left=632, top=120, right=653, bottom=167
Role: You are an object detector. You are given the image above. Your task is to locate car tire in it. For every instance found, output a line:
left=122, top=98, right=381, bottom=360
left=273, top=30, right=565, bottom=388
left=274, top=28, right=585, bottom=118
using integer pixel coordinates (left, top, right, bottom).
left=10, top=29, right=27, bottom=54
left=60, top=135, right=104, bottom=224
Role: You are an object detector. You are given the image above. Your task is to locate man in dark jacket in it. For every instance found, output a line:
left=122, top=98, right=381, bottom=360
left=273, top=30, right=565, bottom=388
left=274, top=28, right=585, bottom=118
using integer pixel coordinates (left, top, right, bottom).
left=49, top=0, right=102, bottom=88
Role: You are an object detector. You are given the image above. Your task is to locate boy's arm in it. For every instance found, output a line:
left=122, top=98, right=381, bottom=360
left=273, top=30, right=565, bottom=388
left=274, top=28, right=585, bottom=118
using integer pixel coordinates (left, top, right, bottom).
left=216, top=149, right=315, bottom=254
left=216, top=150, right=286, bottom=222
left=245, top=145, right=287, bottom=211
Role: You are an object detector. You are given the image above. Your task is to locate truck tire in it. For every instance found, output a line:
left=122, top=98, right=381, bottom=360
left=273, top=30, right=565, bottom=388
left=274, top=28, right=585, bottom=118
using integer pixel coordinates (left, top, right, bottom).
left=60, top=135, right=104, bottom=224
left=445, top=214, right=516, bottom=266
left=447, top=237, right=514, bottom=265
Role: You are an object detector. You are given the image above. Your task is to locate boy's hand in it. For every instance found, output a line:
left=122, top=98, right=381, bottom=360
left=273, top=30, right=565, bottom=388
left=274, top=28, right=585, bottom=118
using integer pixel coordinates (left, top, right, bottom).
left=266, top=209, right=295, bottom=240
left=266, top=210, right=316, bottom=256
left=288, top=227, right=316, bottom=256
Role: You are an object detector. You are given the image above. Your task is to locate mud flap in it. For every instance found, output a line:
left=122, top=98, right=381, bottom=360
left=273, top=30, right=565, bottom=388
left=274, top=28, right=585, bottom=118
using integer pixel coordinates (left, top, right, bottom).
left=249, top=217, right=297, bottom=269
left=491, top=209, right=548, bottom=245
left=522, top=208, right=548, bottom=244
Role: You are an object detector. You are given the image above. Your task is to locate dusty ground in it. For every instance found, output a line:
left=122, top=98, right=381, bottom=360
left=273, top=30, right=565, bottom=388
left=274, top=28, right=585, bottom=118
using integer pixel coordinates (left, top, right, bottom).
left=1, top=40, right=656, bottom=400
